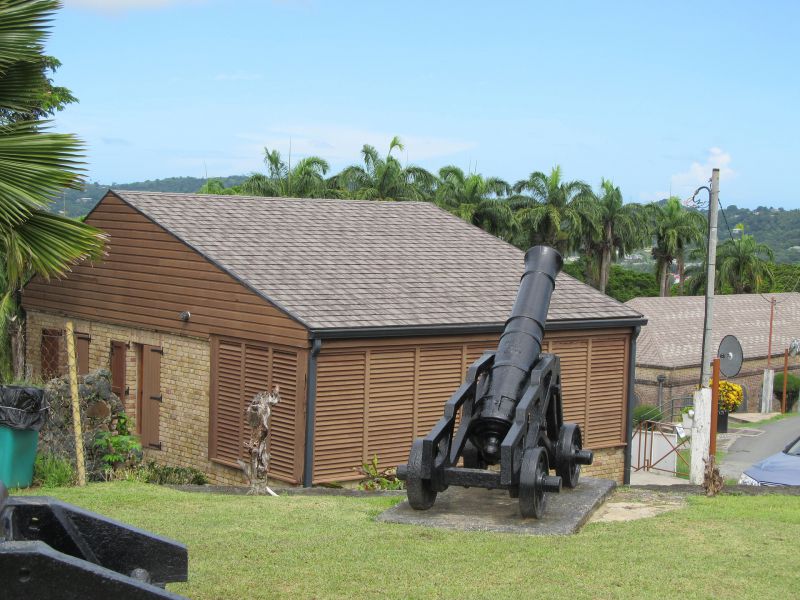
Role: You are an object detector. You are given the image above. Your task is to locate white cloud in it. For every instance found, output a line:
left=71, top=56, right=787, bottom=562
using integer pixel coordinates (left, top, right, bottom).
left=64, top=0, right=202, bottom=11
left=236, top=124, right=477, bottom=166
left=640, top=148, right=737, bottom=203
left=670, top=147, right=736, bottom=195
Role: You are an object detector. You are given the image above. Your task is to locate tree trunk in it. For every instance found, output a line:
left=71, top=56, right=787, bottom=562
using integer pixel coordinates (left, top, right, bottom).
left=659, top=261, right=669, bottom=297
left=677, top=253, right=685, bottom=295
left=12, top=319, right=25, bottom=380
left=600, top=247, right=612, bottom=294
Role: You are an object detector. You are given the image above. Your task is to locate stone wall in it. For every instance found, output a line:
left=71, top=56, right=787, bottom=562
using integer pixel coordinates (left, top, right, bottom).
left=635, top=358, right=798, bottom=415
left=583, top=446, right=625, bottom=484
left=26, top=310, right=246, bottom=486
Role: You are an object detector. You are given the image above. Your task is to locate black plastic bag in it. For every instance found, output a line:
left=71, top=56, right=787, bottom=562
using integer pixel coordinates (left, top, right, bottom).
left=0, top=386, right=48, bottom=431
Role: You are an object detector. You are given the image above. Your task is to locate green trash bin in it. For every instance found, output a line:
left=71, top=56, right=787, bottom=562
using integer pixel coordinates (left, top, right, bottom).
left=0, top=385, right=48, bottom=488
left=0, top=424, right=40, bottom=487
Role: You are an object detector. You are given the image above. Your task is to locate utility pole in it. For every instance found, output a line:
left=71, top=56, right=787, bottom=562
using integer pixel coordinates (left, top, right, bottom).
left=699, top=168, right=720, bottom=388
left=691, top=168, right=720, bottom=485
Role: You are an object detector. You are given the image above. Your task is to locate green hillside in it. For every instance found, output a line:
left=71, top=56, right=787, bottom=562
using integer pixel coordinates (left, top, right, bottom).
left=719, top=205, right=800, bottom=264
left=51, top=175, right=249, bottom=217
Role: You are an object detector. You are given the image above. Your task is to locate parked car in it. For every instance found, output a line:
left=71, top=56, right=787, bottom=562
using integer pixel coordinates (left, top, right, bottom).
left=739, top=435, right=800, bottom=486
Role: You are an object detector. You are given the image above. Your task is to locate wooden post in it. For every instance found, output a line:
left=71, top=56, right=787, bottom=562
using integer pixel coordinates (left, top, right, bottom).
left=710, top=357, right=720, bottom=458
left=783, top=349, right=789, bottom=414
left=65, top=321, right=86, bottom=486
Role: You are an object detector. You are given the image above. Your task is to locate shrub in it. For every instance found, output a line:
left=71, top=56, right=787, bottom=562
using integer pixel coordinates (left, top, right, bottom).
left=718, top=380, right=743, bottom=412
left=356, top=455, right=404, bottom=491
left=774, top=372, right=800, bottom=411
left=633, top=403, right=664, bottom=425
left=92, top=430, right=143, bottom=475
left=137, top=461, right=208, bottom=485
left=33, top=453, right=75, bottom=488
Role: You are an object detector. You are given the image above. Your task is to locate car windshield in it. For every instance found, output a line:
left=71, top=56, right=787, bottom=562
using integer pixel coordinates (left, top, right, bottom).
left=785, top=437, right=800, bottom=456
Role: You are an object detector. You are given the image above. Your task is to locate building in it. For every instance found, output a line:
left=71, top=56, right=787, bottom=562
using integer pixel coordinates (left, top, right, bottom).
left=24, top=190, right=644, bottom=485
left=626, top=293, right=800, bottom=413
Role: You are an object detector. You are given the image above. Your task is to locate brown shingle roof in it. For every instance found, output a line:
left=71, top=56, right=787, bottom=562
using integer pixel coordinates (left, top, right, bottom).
left=626, top=293, right=800, bottom=369
left=111, top=190, right=643, bottom=331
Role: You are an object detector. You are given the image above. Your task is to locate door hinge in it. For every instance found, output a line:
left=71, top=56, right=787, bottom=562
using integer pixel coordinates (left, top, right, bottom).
left=149, top=394, right=163, bottom=402
left=148, top=442, right=163, bottom=450
left=150, top=347, right=164, bottom=354
left=124, top=386, right=130, bottom=396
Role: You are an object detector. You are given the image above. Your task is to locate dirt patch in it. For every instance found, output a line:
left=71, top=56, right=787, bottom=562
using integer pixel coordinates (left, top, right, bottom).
left=589, top=487, right=687, bottom=523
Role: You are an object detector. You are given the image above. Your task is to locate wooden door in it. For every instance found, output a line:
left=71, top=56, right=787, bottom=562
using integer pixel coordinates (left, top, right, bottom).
left=75, top=332, right=91, bottom=375
left=110, top=341, right=127, bottom=400
left=140, top=345, right=162, bottom=450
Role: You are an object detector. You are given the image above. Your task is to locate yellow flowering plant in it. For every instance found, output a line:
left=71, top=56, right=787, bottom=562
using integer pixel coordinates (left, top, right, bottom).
left=717, top=380, right=743, bottom=412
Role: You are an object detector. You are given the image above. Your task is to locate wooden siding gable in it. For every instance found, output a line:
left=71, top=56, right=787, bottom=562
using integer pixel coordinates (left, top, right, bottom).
left=23, top=192, right=309, bottom=348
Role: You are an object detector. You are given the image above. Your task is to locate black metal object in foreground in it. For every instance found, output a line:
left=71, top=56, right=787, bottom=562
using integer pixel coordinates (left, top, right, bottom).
left=0, top=481, right=188, bottom=599
left=397, top=246, right=593, bottom=518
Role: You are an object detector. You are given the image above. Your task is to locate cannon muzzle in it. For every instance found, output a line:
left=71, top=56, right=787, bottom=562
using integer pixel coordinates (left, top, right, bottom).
left=469, top=245, right=563, bottom=462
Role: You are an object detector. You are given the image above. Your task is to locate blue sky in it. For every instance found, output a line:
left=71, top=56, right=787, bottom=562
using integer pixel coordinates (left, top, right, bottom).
left=51, top=1, right=800, bottom=208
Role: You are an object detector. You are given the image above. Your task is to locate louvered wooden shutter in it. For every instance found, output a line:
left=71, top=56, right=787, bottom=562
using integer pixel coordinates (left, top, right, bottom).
left=549, top=339, right=589, bottom=432
left=367, top=349, right=415, bottom=466
left=313, top=352, right=366, bottom=482
left=416, top=347, right=464, bottom=434
left=210, top=338, right=299, bottom=480
left=211, top=339, right=244, bottom=465
left=587, top=337, right=628, bottom=447
left=269, top=349, right=298, bottom=479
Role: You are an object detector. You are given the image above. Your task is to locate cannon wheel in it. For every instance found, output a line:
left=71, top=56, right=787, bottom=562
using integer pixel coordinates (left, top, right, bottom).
left=555, top=423, right=582, bottom=489
left=462, top=440, right=486, bottom=469
left=406, top=440, right=437, bottom=510
left=519, top=447, right=548, bottom=519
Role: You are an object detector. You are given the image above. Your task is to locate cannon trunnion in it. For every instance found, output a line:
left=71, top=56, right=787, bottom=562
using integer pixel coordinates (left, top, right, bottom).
left=397, top=246, right=593, bottom=518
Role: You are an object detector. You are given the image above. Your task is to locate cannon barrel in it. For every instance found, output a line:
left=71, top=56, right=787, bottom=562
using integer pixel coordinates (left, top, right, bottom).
left=469, top=245, right=563, bottom=462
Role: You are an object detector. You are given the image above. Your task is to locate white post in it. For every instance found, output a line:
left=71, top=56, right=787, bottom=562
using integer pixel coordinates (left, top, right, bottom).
left=690, top=388, right=711, bottom=484
left=761, top=369, right=774, bottom=414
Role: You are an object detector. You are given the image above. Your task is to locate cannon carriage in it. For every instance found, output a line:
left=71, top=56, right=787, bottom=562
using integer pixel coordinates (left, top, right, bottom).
left=397, top=246, right=592, bottom=518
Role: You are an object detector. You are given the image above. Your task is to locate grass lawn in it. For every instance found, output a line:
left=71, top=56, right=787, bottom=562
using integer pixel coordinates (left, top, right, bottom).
left=19, top=482, right=800, bottom=599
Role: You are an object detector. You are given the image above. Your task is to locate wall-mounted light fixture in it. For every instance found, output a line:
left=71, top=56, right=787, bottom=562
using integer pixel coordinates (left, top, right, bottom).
left=179, top=311, right=191, bottom=322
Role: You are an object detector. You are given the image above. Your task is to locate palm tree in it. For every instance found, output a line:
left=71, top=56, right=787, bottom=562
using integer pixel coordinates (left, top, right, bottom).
left=650, top=197, right=706, bottom=296
left=579, top=180, right=649, bottom=293
left=434, top=166, right=515, bottom=241
left=510, top=166, right=597, bottom=254
left=240, top=148, right=334, bottom=198
left=0, top=0, right=106, bottom=379
left=683, top=240, right=712, bottom=295
left=335, top=136, right=435, bottom=202
left=717, top=234, right=774, bottom=293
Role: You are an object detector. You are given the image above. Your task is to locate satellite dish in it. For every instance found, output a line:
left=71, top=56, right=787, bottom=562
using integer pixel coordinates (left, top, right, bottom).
left=718, top=335, right=743, bottom=378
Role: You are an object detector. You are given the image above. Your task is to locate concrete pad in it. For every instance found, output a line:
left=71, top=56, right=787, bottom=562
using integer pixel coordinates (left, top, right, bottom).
left=629, top=470, right=687, bottom=486
left=729, top=412, right=779, bottom=424
left=376, top=477, right=615, bottom=535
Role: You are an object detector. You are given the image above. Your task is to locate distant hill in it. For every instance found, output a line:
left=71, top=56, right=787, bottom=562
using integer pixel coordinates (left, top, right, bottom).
left=719, top=205, right=800, bottom=264
left=51, top=178, right=800, bottom=264
left=51, top=175, right=249, bottom=217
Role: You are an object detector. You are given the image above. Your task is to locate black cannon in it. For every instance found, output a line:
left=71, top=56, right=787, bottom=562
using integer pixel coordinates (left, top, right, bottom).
left=0, top=481, right=188, bottom=599
left=397, top=245, right=593, bottom=518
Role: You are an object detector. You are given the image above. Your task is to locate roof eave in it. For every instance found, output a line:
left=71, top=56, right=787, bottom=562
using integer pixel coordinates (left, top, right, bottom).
left=308, top=316, right=647, bottom=340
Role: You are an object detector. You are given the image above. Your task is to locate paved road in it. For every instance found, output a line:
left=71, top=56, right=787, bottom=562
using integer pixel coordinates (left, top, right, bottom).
left=720, top=415, right=800, bottom=479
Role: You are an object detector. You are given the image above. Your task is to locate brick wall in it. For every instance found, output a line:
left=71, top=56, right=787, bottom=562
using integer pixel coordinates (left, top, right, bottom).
left=635, top=359, right=797, bottom=414
left=26, top=310, right=246, bottom=486
left=582, top=446, right=625, bottom=483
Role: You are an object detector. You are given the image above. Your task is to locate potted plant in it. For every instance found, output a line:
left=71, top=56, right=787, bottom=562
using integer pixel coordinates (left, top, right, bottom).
left=717, top=380, right=743, bottom=433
